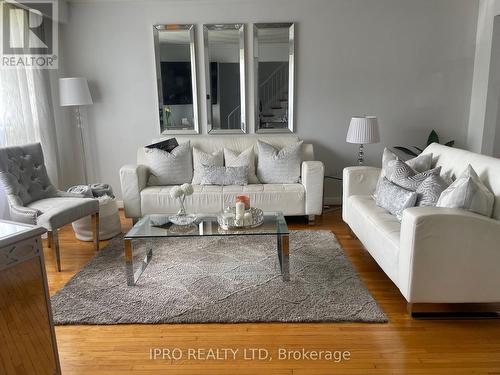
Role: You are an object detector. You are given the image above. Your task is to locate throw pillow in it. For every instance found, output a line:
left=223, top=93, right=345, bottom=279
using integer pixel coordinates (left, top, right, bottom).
left=415, top=174, right=450, bottom=207
left=375, top=178, right=417, bottom=220
left=437, top=165, right=494, bottom=217
left=387, top=160, right=441, bottom=191
left=224, top=147, right=260, bottom=184
left=256, top=140, right=303, bottom=184
left=381, top=148, right=433, bottom=180
left=200, top=166, right=248, bottom=186
left=192, top=148, right=223, bottom=184
left=145, top=141, right=192, bottom=185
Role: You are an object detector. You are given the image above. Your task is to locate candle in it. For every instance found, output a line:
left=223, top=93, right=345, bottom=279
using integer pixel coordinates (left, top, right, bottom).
left=244, top=212, right=252, bottom=226
left=235, top=201, right=245, bottom=219
left=236, top=195, right=250, bottom=210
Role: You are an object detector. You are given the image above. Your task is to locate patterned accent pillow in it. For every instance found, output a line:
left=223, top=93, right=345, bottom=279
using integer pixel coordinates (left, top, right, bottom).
left=192, top=148, right=223, bottom=184
left=381, top=148, right=433, bottom=180
left=145, top=141, right=193, bottom=185
left=416, top=174, right=450, bottom=207
left=256, top=140, right=303, bottom=184
left=375, top=178, right=417, bottom=220
left=374, top=148, right=433, bottom=199
left=200, top=166, right=248, bottom=186
left=224, top=147, right=260, bottom=184
left=387, top=160, right=441, bottom=191
left=437, top=165, right=494, bottom=217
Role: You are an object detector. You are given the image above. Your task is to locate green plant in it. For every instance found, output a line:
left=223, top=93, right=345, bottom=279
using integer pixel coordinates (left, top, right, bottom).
left=395, top=130, right=454, bottom=157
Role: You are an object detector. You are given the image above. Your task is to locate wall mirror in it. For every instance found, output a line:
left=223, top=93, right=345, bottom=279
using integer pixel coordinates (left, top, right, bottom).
left=153, top=24, right=199, bottom=134
left=254, top=23, right=295, bottom=133
left=204, top=24, right=246, bottom=133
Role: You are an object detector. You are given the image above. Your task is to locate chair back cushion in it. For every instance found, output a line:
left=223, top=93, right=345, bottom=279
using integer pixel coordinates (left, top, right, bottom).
left=422, top=143, right=500, bottom=220
left=0, top=143, right=57, bottom=205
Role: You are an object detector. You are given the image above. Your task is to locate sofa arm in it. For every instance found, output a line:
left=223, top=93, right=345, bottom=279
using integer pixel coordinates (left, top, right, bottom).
left=119, top=164, right=149, bottom=218
left=301, top=161, right=324, bottom=215
left=399, top=207, right=500, bottom=303
left=342, top=166, right=380, bottom=220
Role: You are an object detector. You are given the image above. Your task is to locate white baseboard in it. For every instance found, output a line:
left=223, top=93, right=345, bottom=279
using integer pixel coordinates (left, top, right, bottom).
left=117, top=200, right=124, bottom=209
left=324, top=196, right=342, bottom=205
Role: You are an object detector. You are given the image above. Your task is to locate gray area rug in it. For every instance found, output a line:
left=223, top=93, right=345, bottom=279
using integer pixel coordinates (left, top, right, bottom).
left=51, top=230, right=387, bottom=324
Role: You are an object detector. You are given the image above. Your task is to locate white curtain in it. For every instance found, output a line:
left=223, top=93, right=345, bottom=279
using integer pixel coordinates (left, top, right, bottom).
left=0, top=6, right=60, bottom=219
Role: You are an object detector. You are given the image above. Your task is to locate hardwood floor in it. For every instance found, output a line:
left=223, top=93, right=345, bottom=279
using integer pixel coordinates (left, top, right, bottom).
left=44, top=209, right=500, bottom=375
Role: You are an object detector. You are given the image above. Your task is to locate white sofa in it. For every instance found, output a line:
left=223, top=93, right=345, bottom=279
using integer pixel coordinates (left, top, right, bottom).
left=343, top=143, right=500, bottom=309
left=120, top=134, right=324, bottom=221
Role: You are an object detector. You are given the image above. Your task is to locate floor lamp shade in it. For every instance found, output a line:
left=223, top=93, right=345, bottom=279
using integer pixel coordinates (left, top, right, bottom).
left=59, top=78, right=93, bottom=107
left=346, top=116, right=380, bottom=145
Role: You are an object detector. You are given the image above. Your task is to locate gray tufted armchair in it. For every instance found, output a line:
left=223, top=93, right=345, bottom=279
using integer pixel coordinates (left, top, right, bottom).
left=0, top=143, right=99, bottom=271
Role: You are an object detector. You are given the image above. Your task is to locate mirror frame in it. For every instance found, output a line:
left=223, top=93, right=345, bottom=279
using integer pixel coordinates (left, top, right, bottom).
left=153, top=24, right=200, bottom=135
left=203, top=23, right=246, bottom=134
left=254, top=22, right=295, bottom=133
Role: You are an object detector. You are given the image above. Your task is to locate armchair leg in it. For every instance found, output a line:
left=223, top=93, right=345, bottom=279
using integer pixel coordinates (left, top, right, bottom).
left=47, top=231, right=52, bottom=248
left=51, top=230, right=61, bottom=272
left=92, top=212, right=100, bottom=252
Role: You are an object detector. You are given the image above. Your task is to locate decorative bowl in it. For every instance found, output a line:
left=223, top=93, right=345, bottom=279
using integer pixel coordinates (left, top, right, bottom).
left=217, top=207, right=264, bottom=230
left=168, top=214, right=197, bottom=226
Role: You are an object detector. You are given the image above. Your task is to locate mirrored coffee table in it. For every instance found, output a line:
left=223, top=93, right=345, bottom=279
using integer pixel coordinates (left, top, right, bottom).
left=124, top=212, right=290, bottom=286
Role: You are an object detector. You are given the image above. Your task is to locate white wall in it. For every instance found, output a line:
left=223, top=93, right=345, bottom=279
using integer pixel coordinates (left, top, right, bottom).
left=61, top=0, right=478, bottom=202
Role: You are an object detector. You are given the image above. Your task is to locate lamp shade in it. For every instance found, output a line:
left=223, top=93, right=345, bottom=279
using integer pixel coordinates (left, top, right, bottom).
left=59, top=77, right=93, bottom=106
left=346, top=116, right=380, bottom=144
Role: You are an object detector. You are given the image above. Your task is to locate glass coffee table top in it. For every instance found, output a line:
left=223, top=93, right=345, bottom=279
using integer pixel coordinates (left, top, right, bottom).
left=123, top=212, right=290, bottom=286
left=125, top=212, right=289, bottom=239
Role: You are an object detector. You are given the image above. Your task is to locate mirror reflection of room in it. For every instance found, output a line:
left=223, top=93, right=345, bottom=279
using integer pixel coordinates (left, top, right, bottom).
left=155, top=25, right=198, bottom=133
left=255, top=24, right=293, bottom=132
left=205, top=24, right=245, bottom=133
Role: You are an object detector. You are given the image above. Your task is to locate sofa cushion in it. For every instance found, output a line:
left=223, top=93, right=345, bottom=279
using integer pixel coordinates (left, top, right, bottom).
left=256, top=140, right=303, bottom=184
left=140, top=184, right=305, bottom=216
left=346, top=195, right=400, bottom=284
left=415, top=174, right=449, bottom=207
left=375, top=178, right=417, bottom=220
left=200, top=166, right=248, bottom=186
left=224, top=147, right=260, bottom=184
left=437, top=165, right=494, bottom=217
left=192, top=147, right=223, bottom=185
left=145, top=141, right=193, bottom=186
left=388, top=160, right=441, bottom=191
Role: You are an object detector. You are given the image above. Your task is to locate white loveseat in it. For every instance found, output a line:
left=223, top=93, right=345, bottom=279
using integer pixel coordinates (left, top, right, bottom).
left=120, top=134, right=324, bottom=221
left=343, top=143, right=500, bottom=309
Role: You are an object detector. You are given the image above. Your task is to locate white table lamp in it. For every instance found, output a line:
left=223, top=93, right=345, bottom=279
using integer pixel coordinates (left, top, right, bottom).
left=59, top=77, right=93, bottom=184
left=346, top=116, right=380, bottom=165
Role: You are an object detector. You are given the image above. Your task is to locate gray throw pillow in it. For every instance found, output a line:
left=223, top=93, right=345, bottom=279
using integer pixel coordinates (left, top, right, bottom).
left=145, top=141, right=192, bottom=185
left=192, top=148, right=223, bottom=184
left=437, top=165, right=494, bottom=217
left=256, top=140, right=303, bottom=184
left=224, top=147, right=260, bottom=184
left=415, top=174, right=450, bottom=207
left=375, top=178, right=417, bottom=221
left=388, top=160, right=441, bottom=191
left=200, top=166, right=248, bottom=186
left=381, top=148, right=433, bottom=180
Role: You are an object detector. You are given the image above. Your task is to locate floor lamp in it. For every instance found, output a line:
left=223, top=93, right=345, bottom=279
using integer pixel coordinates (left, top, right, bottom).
left=346, top=116, right=380, bottom=165
left=59, top=77, right=93, bottom=184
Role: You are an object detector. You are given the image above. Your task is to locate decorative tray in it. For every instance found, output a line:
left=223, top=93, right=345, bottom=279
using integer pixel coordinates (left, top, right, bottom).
left=217, top=207, right=264, bottom=230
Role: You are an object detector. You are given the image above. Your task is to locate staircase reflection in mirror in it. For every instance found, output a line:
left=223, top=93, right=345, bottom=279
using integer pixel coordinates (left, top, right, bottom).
left=254, top=23, right=295, bottom=133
